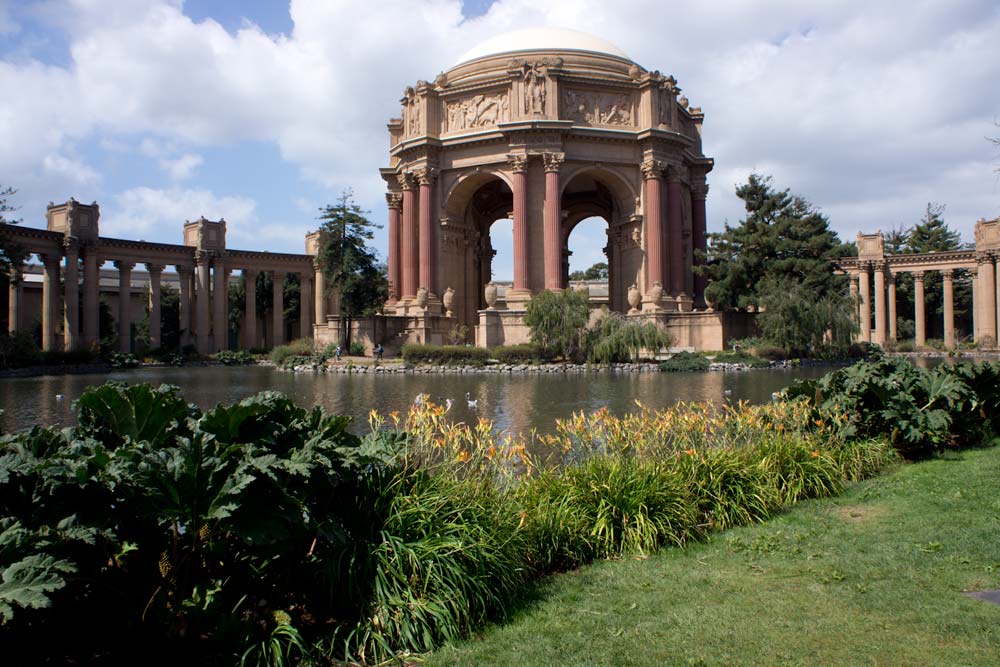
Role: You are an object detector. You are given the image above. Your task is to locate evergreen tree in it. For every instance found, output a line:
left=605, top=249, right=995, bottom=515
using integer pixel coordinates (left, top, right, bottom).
left=569, top=262, right=609, bottom=281
left=1, top=184, right=24, bottom=277
left=700, top=173, right=850, bottom=311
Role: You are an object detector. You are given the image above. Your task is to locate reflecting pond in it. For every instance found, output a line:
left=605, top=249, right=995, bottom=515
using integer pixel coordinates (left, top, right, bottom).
left=0, top=364, right=841, bottom=436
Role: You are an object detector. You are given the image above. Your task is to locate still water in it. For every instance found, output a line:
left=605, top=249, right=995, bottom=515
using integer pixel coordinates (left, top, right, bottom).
left=0, top=365, right=838, bottom=436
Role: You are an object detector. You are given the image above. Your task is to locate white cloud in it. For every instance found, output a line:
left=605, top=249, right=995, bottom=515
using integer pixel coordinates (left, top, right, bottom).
left=105, top=186, right=258, bottom=241
left=1, top=0, right=999, bottom=253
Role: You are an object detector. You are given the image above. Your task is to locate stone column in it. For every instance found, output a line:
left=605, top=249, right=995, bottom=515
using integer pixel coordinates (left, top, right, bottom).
left=887, top=271, right=897, bottom=342
left=977, top=254, right=996, bottom=343
left=114, top=260, right=134, bottom=353
left=943, top=269, right=955, bottom=349
left=212, top=260, right=229, bottom=352
left=508, top=154, right=530, bottom=293
left=399, top=172, right=418, bottom=300
left=82, top=248, right=99, bottom=348
left=41, top=254, right=61, bottom=351
left=913, top=271, right=926, bottom=348
left=873, top=263, right=886, bottom=346
left=7, top=263, right=21, bottom=334
left=195, top=254, right=211, bottom=354
left=63, top=244, right=80, bottom=351
left=147, top=264, right=163, bottom=349
left=244, top=269, right=258, bottom=349
left=300, top=273, right=313, bottom=338
left=417, top=167, right=437, bottom=297
left=543, top=152, right=564, bottom=290
left=691, top=183, right=709, bottom=306
left=858, top=266, right=871, bottom=343
left=995, top=258, right=1000, bottom=347
left=178, top=265, right=193, bottom=349
left=272, top=271, right=285, bottom=346
left=641, top=159, right=664, bottom=294
left=666, top=167, right=685, bottom=297
left=386, top=193, right=402, bottom=304
left=313, top=261, right=327, bottom=324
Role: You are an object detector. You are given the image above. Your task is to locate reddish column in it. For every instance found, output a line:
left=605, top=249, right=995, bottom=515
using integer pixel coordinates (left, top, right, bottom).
left=691, top=183, right=708, bottom=305
left=667, top=170, right=685, bottom=296
left=543, top=152, right=564, bottom=290
left=642, top=160, right=664, bottom=290
left=399, top=172, right=418, bottom=299
left=386, top=193, right=402, bottom=303
left=509, top=154, right=529, bottom=291
left=417, top=168, right=436, bottom=295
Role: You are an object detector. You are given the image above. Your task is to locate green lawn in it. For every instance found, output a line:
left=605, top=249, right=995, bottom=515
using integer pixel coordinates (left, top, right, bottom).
left=428, top=446, right=1000, bottom=667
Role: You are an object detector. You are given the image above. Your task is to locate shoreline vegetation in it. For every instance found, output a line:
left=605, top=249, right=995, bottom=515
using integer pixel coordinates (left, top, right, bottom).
left=2, top=353, right=998, bottom=664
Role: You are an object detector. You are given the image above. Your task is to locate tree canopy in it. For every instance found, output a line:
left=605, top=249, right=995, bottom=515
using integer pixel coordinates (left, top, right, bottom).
left=568, top=262, right=608, bottom=281
left=700, top=174, right=850, bottom=311
left=1, top=184, right=24, bottom=277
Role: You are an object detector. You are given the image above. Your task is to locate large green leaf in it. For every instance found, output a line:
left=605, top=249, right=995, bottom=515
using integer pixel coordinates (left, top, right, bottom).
left=0, top=553, right=76, bottom=621
left=75, top=383, right=191, bottom=448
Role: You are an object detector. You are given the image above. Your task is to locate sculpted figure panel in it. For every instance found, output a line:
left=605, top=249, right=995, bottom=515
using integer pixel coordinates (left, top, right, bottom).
left=563, top=89, right=634, bottom=127
left=523, top=62, right=547, bottom=114
left=445, top=92, right=510, bottom=131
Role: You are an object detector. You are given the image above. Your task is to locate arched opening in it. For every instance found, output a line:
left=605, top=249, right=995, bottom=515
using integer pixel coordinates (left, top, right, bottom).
left=560, top=168, right=638, bottom=313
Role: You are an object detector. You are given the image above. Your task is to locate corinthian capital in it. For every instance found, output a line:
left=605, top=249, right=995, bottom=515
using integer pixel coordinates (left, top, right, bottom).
left=506, top=153, right=529, bottom=173
left=543, top=152, right=565, bottom=172
left=414, top=167, right=438, bottom=186
left=396, top=171, right=416, bottom=191
left=386, top=192, right=403, bottom=210
left=640, top=159, right=664, bottom=180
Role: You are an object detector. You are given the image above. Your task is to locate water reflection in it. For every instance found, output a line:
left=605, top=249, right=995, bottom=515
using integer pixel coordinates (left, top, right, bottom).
left=0, top=365, right=837, bottom=436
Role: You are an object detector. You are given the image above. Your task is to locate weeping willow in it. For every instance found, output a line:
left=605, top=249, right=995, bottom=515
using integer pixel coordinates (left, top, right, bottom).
left=586, top=311, right=673, bottom=363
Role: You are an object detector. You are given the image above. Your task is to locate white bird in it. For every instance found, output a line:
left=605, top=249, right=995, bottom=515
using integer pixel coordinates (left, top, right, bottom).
left=55, top=394, right=64, bottom=400
left=723, top=389, right=732, bottom=397
left=465, top=392, right=478, bottom=409
left=771, top=391, right=780, bottom=402
left=445, top=398, right=454, bottom=412
left=413, top=394, right=425, bottom=407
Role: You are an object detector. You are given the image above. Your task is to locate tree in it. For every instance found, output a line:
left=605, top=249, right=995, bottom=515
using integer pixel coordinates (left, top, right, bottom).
left=317, top=191, right=387, bottom=343
left=757, top=277, right=856, bottom=356
left=1, top=184, right=25, bottom=277
left=568, top=262, right=609, bottom=281
left=700, top=174, right=850, bottom=311
left=524, top=288, right=590, bottom=361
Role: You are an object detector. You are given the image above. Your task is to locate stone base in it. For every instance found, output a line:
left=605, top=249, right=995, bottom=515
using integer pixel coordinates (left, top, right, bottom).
left=504, top=288, right=533, bottom=309
left=477, top=308, right=532, bottom=347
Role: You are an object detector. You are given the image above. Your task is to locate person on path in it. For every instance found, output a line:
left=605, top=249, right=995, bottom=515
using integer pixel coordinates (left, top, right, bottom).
left=376, top=343, right=383, bottom=361
left=335, top=345, right=342, bottom=362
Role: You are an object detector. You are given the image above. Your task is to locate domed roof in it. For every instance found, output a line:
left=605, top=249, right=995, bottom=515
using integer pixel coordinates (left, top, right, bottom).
left=453, top=28, right=631, bottom=67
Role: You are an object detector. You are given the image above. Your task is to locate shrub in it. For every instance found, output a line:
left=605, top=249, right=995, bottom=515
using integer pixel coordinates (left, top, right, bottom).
left=269, top=338, right=314, bottom=365
left=401, top=343, right=490, bottom=366
left=348, top=340, right=365, bottom=356
left=215, top=350, right=255, bottom=365
left=0, top=331, right=42, bottom=368
left=490, top=343, right=546, bottom=364
left=586, top=311, right=672, bottom=363
left=659, top=350, right=710, bottom=372
left=107, top=351, right=139, bottom=368
left=523, top=288, right=590, bottom=361
left=712, top=350, right=770, bottom=368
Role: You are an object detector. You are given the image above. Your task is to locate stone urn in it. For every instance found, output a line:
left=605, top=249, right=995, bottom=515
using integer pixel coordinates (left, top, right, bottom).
left=415, top=286, right=428, bottom=309
left=442, top=286, right=455, bottom=317
left=703, top=292, right=715, bottom=313
left=484, top=282, right=498, bottom=309
left=627, top=283, right=641, bottom=314
left=648, top=281, right=663, bottom=307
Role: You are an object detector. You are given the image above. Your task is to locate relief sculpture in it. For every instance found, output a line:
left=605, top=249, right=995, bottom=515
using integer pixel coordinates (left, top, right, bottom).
left=523, top=62, right=546, bottom=114
left=563, top=89, right=634, bottom=126
left=446, top=92, right=510, bottom=131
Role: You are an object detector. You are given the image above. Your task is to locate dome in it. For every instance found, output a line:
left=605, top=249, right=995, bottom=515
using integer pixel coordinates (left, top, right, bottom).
left=453, top=28, right=631, bottom=67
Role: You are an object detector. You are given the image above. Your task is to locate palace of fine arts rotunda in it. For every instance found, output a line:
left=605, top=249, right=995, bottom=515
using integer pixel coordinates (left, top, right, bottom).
left=330, top=27, right=749, bottom=352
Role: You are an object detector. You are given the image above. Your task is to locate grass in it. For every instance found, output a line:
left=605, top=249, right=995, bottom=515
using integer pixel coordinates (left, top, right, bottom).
left=427, top=445, right=1000, bottom=667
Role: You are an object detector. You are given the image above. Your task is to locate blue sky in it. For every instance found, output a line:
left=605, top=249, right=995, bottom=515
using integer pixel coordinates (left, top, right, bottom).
left=2, top=1, right=999, bottom=279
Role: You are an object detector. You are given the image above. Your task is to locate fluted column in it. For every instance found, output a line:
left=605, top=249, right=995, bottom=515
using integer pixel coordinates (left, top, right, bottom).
left=508, top=154, right=530, bottom=292
left=272, top=271, right=285, bottom=346
left=399, top=172, right=418, bottom=300
left=212, top=260, right=229, bottom=352
left=691, top=182, right=709, bottom=306
left=300, top=273, right=312, bottom=338
left=943, top=269, right=955, bottom=349
left=244, top=269, right=258, bottom=349
left=641, top=159, right=664, bottom=293
left=114, top=260, right=134, bottom=353
left=62, top=244, right=80, bottom=351
left=313, top=261, right=327, bottom=324
left=177, top=265, right=193, bottom=349
left=7, top=263, right=22, bottom=334
left=666, top=167, right=685, bottom=297
left=147, top=264, right=163, bottom=349
left=386, top=193, right=402, bottom=304
left=873, top=263, right=886, bottom=346
left=977, top=254, right=996, bottom=343
left=858, top=266, right=871, bottom=342
left=82, top=248, right=99, bottom=348
left=887, top=271, right=897, bottom=342
left=543, top=152, right=564, bottom=290
left=995, top=258, right=1000, bottom=346
left=195, top=254, right=211, bottom=354
left=416, top=167, right=437, bottom=296
left=913, top=271, right=926, bottom=348
left=40, top=254, right=61, bottom=351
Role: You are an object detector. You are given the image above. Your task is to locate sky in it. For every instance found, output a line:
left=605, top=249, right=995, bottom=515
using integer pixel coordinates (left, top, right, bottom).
left=2, top=0, right=999, bottom=279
